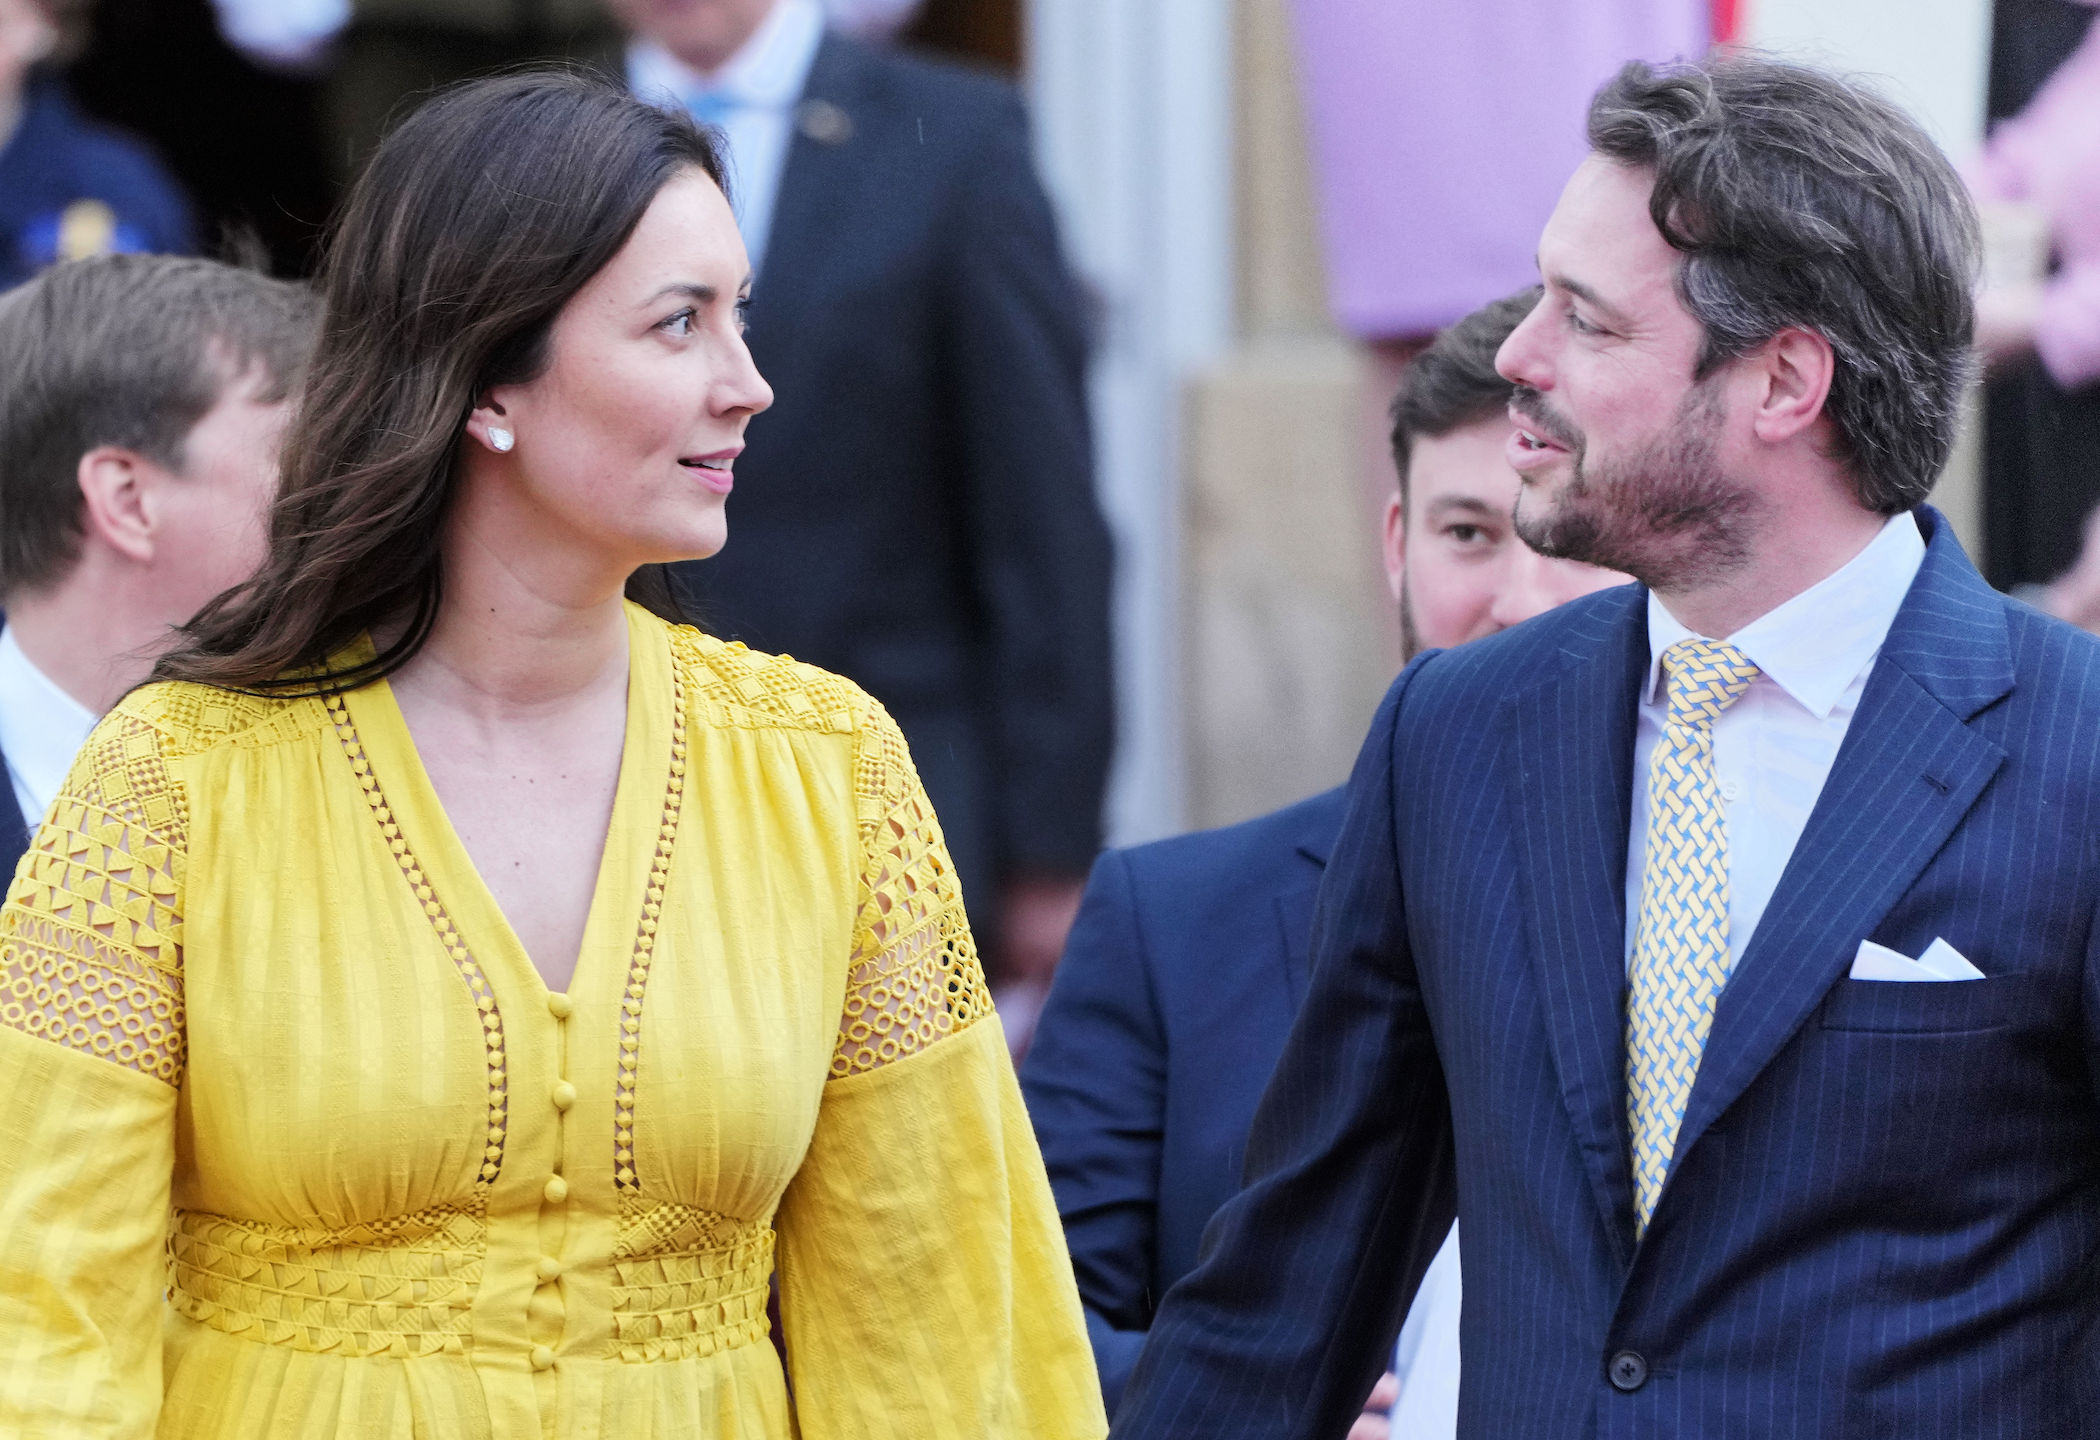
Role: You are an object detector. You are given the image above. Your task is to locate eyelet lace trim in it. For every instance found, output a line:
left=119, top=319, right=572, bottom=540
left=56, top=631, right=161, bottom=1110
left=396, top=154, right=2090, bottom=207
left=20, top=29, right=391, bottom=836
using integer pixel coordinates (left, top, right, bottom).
left=326, top=694, right=508, bottom=1188
left=168, top=1199, right=488, bottom=1358
left=834, top=699, right=992, bottom=1078
left=0, top=713, right=188, bottom=1083
left=664, top=628, right=994, bottom=1081
left=610, top=1194, right=772, bottom=1362
left=615, top=658, right=688, bottom=1194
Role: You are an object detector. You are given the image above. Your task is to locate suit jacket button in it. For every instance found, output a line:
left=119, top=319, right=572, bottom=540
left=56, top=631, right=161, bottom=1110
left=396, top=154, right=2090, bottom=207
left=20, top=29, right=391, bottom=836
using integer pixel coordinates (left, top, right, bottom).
left=1609, top=1350, right=1649, bottom=1391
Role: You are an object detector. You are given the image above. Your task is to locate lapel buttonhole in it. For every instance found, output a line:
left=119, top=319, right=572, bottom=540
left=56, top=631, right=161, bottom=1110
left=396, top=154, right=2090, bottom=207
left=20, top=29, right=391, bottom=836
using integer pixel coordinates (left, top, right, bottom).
left=796, top=99, right=854, bottom=146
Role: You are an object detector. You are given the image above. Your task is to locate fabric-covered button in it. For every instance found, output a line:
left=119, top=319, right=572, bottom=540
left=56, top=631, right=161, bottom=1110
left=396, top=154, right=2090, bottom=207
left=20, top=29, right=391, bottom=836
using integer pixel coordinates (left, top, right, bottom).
left=1609, top=1350, right=1649, bottom=1392
left=536, top=1256, right=562, bottom=1284
left=546, top=992, right=573, bottom=1020
left=543, top=1175, right=569, bottom=1205
left=551, top=1081, right=576, bottom=1111
left=531, top=1345, right=555, bottom=1372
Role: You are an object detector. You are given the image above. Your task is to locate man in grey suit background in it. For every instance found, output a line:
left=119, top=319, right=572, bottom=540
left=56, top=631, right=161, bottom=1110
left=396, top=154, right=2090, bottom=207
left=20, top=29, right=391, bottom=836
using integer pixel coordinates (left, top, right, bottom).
left=1115, top=54, right=2100, bottom=1439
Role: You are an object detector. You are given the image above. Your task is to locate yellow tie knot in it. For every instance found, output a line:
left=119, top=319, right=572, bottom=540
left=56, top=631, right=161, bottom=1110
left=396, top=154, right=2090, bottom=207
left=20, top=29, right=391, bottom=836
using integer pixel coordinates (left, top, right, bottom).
left=1661, top=638, right=1760, bottom=728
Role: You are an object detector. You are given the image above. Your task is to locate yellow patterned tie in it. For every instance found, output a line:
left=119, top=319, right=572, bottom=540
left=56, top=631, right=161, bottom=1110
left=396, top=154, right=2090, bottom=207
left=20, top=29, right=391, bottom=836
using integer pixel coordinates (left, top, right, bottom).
left=1627, top=636, right=1760, bottom=1237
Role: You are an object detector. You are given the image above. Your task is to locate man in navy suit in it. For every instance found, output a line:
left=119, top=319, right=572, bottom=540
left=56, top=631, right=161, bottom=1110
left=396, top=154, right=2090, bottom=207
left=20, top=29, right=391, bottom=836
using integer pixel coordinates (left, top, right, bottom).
left=1114, top=56, right=2100, bottom=1439
left=0, top=254, right=313, bottom=880
left=1021, top=290, right=1627, bottom=1429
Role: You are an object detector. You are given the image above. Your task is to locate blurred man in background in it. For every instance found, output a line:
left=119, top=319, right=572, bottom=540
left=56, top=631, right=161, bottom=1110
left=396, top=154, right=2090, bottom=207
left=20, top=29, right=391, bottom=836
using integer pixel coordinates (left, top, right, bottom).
left=0, top=255, right=316, bottom=873
left=0, top=0, right=192, bottom=288
left=1020, top=290, right=1628, bottom=1435
left=614, top=0, right=1115, bottom=1026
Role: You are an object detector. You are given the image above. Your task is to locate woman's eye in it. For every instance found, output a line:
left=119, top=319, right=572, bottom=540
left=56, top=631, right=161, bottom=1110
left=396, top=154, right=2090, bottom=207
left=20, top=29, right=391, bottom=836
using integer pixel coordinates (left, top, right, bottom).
left=660, top=308, right=696, bottom=337
left=734, top=299, right=752, bottom=334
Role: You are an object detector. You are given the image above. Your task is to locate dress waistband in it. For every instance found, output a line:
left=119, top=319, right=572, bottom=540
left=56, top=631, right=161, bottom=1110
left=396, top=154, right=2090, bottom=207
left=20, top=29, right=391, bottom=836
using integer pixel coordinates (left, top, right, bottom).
left=611, top=1200, right=774, bottom=1363
left=168, top=1203, right=486, bottom=1359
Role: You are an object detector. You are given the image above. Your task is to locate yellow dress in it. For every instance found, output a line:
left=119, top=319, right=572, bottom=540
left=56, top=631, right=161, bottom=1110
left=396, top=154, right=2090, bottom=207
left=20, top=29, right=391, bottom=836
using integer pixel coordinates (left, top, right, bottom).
left=0, top=604, right=1106, bottom=1440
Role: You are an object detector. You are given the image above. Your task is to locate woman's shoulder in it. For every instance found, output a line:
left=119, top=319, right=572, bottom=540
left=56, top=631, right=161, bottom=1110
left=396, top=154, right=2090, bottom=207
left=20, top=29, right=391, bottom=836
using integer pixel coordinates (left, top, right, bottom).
left=107, top=680, right=320, bottom=759
left=660, top=623, right=897, bottom=742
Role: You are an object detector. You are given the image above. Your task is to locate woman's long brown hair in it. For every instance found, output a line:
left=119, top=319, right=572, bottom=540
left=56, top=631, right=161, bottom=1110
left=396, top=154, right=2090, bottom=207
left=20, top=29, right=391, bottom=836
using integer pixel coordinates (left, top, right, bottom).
left=154, top=71, right=726, bottom=694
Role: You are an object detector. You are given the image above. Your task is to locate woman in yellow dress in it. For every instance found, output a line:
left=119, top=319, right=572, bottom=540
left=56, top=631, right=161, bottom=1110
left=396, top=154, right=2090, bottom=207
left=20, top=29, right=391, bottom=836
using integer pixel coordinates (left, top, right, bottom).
left=0, top=72, right=1104, bottom=1439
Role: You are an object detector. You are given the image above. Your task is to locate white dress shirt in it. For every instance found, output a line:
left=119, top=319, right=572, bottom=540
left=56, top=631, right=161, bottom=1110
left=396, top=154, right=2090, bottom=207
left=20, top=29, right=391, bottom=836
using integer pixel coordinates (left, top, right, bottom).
left=1625, top=512, right=1928, bottom=968
left=628, top=0, right=827, bottom=277
left=0, top=625, right=99, bottom=829
left=1389, top=1223, right=1461, bottom=1437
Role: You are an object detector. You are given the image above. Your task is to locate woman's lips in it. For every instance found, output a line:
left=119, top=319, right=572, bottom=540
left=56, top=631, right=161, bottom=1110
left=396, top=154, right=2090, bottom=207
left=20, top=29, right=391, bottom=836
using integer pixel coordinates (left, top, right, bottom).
left=680, top=450, right=739, bottom=494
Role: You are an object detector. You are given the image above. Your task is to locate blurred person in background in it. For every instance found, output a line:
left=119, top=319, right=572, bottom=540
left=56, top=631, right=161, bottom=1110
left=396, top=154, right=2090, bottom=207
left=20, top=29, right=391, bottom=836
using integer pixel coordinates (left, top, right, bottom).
left=1975, top=0, right=2100, bottom=593
left=1020, top=290, right=1628, bottom=1436
left=68, top=0, right=338, bottom=274
left=0, top=0, right=192, bottom=288
left=612, top=0, right=1114, bottom=1036
left=0, top=253, right=315, bottom=877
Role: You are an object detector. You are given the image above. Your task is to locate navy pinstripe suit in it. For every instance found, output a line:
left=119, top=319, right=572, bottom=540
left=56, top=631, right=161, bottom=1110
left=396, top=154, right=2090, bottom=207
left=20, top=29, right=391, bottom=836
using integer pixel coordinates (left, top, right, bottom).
left=1113, top=508, right=2100, bottom=1438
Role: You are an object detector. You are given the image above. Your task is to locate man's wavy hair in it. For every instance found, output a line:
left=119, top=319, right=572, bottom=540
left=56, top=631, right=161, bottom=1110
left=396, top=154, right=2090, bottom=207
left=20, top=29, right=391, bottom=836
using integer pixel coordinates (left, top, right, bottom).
left=1587, top=56, right=1980, bottom=514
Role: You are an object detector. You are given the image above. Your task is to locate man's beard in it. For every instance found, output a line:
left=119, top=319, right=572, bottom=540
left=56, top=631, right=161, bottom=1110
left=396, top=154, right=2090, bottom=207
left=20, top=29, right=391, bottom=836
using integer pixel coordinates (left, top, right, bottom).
left=1510, top=379, right=1754, bottom=592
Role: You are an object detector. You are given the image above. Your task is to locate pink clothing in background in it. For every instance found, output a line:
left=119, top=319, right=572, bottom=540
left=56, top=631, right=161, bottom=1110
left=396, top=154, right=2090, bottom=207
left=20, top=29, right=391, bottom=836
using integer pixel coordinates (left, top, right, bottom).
left=1972, top=13, right=2100, bottom=389
left=1284, top=0, right=1708, bottom=340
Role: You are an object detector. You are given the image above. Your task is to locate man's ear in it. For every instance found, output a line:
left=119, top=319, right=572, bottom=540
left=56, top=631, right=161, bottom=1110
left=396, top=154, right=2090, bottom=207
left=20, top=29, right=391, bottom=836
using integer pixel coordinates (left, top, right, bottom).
left=76, top=446, right=158, bottom=565
left=1381, top=490, right=1407, bottom=605
left=1750, top=327, right=1836, bottom=445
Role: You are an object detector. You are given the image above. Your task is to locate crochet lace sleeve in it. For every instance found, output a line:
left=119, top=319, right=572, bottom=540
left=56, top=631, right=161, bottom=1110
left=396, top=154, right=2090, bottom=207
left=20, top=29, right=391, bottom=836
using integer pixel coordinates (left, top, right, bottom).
left=828, top=699, right=995, bottom=1079
left=0, top=710, right=187, bottom=1084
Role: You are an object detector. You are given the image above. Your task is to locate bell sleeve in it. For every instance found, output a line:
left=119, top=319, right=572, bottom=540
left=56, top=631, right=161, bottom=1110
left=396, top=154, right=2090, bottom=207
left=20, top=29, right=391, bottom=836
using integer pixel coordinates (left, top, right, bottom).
left=774, top=700, right=1106, bottom=1439
left=0, top=710, right=187, bottom=1438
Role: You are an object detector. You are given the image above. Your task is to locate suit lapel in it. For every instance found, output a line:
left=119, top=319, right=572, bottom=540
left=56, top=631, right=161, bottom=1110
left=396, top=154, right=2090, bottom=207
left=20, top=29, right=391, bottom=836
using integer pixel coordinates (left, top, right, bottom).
left=1504, top=587, right=1648, bottom=1270
left=1278, top=792, right=1342, bottom=1005
left=748, top=34, right=872, bottom=354
left=1669, top=511, right=2012, bottom=1183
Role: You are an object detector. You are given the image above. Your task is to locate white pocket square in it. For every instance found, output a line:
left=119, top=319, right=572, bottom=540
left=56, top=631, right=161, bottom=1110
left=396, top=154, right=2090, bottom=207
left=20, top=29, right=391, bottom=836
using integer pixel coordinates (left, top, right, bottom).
left=1849, top=937, right=1985, bottom=982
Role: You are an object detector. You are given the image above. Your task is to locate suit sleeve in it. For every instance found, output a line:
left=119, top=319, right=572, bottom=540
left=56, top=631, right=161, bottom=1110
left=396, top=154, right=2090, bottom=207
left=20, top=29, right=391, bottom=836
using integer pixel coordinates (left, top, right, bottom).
left=1111, top=660, right=1457, bottom=1440
left=944, top=89, right=1115, bottom=878
left=1019, top=848, right=1168, bottom=1412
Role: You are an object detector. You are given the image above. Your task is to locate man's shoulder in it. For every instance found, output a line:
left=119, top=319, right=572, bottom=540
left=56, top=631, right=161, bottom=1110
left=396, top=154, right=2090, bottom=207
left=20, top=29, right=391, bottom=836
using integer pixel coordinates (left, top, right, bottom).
left=1113, top=787, right=1345, bottom=906
left=827, top=32, right=1022, bottom=123
left=1404, top=583, right=1644, bottom=711
left=2002, top=593, right=2100, bottom=699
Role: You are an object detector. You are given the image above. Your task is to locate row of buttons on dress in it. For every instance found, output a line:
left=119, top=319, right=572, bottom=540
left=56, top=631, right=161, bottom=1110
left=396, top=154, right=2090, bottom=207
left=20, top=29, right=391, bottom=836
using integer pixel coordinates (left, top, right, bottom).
left=535, top=990, right=577, bottom=1373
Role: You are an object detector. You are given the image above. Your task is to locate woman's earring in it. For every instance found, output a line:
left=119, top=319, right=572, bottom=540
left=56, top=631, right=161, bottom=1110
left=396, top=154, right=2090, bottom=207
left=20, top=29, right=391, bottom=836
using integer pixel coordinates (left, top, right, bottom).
left=487, top=427, right=514, bottom=453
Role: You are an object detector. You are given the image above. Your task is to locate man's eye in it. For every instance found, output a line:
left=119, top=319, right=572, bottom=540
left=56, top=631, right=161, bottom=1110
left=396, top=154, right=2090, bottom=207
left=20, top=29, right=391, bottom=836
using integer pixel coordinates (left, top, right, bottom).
left=660, top=308, right=696, bottom=337
left=1447, top=524, right=1486, bottom=544
left=1567, top=309, right=1602, bottom=336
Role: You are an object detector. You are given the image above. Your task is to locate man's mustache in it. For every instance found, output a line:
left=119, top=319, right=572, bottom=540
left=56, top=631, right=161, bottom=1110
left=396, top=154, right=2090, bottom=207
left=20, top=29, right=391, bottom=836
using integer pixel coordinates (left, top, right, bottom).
left=1510, top=385, right=1582, bottom=450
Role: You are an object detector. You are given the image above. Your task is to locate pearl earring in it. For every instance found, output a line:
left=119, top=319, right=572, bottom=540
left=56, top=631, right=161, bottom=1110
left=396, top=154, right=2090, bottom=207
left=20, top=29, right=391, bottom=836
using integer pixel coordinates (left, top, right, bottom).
left=487, top=426, right=514, bottom=453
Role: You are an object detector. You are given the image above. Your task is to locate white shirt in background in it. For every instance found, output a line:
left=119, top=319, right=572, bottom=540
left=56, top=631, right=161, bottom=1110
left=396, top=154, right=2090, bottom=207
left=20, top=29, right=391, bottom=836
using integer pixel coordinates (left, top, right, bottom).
left=0, top=625, right=99, bottom=829
left=1625, top=511, right=1928, bottom=968
left=627, top=0, right=827, bottom=278
left=1390, top=1223, right=1461, bottom=1437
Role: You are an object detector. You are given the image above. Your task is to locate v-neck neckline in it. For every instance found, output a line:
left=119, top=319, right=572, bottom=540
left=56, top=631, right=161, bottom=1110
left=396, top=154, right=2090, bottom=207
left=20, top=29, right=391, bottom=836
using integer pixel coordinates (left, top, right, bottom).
left=342, top=603, right=676, bottom=1011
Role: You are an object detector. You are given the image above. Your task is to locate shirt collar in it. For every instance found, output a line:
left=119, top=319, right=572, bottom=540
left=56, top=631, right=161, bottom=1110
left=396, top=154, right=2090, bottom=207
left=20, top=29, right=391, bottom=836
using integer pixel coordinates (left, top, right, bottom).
left=626, top=0, right=826, bottom=111
left=0, top=623, right=99, bottom=814
left=1642, top=510, right=1927, bottom=720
